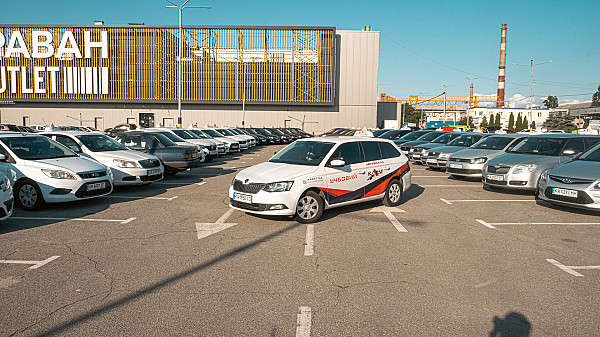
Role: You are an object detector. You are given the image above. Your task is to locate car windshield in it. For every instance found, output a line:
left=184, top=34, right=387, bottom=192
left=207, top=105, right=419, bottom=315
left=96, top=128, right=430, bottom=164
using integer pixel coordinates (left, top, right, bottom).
left=510, top=137, right=568, bottom=156
left=380, top=130, right=409, bottom=139
left=372, top=130, right=388, bottom=137
left=431, top=133, right=458, bottom=144
left=217, top=129, right=236, bottom=136
left=0, top=136, right=77, bottom=159
left=472, top=136, right=515, bottom=150
left=245, top=129, right=257, bottom=135
left=77, top=134, right=128, bottom=152
left=419, top=132, right=445, bottom=141
left=189, top=129, right=212, bottom=139
left=269, top=141, right=334, bottom=166
left=228, top=129, right=242, bottom=135
left=447, top=134, right=485, bottom=147
left=268, top=129, right=285, bottom=135
left=172, top=129, right=198, bottom=140
left=203, top=129, right=224, bottom=137
left=399, top=131, right=428, bottom=141
left=577, top=143, right=600, bottom=162
left=150, top=133, right=177, bottom=147
left=157, top=131, right=185, bottom=142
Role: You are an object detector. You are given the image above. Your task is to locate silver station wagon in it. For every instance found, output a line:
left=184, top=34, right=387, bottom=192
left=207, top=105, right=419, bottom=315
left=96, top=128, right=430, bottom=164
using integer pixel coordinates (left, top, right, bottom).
left=537, top=141, right=600, bottom=210
left=484, top=134, right=600, bottom=191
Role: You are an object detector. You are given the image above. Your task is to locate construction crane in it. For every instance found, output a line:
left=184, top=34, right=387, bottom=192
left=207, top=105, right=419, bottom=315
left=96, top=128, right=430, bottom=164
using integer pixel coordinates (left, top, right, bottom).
left=380, top=94, right=504, bottom=111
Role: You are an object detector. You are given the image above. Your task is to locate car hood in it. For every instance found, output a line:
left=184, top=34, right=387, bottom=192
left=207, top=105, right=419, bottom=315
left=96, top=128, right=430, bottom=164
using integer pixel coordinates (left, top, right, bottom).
left=88, top=150, right=157, bottom=162
left=488, top=153, right=563, bottom=168
left=26, top=156, right=107, bottom=173
left=235, top=162, right=319, bottom=183
left=547, top=160, right=600, bottom=180
left=451, top=148, right=504, bottom=159
left=401, top=140, right=429, bottom=148
left=426, top=145, right=468, bottom=154
left=415, top=142, right=447, bottom=150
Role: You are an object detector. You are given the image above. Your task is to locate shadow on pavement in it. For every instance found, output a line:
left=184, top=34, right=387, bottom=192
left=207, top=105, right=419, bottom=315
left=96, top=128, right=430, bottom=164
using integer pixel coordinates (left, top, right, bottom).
left=489, top=312, right=532, bottom=337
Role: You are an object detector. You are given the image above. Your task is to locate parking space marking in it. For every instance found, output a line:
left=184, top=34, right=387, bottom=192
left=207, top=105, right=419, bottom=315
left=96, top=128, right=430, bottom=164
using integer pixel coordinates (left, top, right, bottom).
left=411, top=175, right=451, bottom=178
left=546, top=259, right=600, bottom=277
left=196, top=182, right=206, bottom=186
left=196, top=208, right=237, bottom=239
left=417, top=184, right=482, bottom=188
left=442, top=198, right=534, bottom=205
left=370, top=206, right=407, bottom=232
left=106, top=195, right=179, bottom=201
left=296, top=306, right=312, bottom=337
left=476, top=219, right=600, bottom=229
left=304, top=225, right=314, bottom=256
left=0, top=255, right=60, bottom=270
left=150, top=182, right=206, bottom=186
left=11, top=217, right=136, bottom=224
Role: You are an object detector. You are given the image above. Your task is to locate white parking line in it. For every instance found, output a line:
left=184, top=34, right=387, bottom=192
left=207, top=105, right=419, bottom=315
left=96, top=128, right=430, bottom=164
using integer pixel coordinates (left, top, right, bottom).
left=476, top=219, right=600, bottom=229
left=296, top=306, right=312, bottom=337
left=196, top=208, right=237, bottom=239
left=411, top=175, right=450, bottom=178
left=418, top=184, right=481, bottom=188
left=304, top=225, right=314, bottom=256
left=370, top=206, right=407, bottom=232
left=546, top=259, right=600, bottom=277
left=106, top=195, right=179, bottom=201
left=441, top=198, right=535, bottom=205
left=11, top=217, right=136, bottom=224
left=0, top=255, right=60, bottom=270
left=150, top=182, right=206, bottom=186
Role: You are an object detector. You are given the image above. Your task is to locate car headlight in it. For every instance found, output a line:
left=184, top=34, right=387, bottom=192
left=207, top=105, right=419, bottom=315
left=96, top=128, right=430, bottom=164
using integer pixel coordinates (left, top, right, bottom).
left=0, top=177, right=10, bottom=192
left=470, top=157, right=487, bottom=164
left=113, top=159, right=141, bottom=168
left=420, top=149, right=427, bottom=154
left=263, top=181, right=294, bottom=192
left=539, top=170, right=549, bottom=183
left=423, top=151, right=429, bottom=157
left=513, top=164, right=537, bottom=174
left=439, top=153, right=451, bottom=159
left=41, top=169, right=76, bottom=179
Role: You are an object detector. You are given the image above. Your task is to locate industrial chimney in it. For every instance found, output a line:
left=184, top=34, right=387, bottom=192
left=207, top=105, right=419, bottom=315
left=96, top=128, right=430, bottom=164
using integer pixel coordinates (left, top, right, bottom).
left=496, top=24, right=507, bottom=107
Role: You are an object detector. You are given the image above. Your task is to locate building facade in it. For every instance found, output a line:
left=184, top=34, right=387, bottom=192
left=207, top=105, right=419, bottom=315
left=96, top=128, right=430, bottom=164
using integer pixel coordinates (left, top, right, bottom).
left=468, top=107, right=550, bottom=129
left=0, top=24, right=379, bottom=133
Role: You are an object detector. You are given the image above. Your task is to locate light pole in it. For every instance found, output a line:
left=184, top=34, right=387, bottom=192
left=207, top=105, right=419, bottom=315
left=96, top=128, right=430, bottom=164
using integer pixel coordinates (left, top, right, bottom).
left=465, top=77, right=477, bottom=127
left=166, top=0, right=210, bottom=128
left=513, top=59, right=552, bottom=127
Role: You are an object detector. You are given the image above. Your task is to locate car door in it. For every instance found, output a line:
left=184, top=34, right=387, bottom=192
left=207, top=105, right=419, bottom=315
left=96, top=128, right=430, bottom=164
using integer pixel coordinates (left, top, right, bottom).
left=323, top=141, right=367, bottom=206
left=361, top=141, right=395, bottom=198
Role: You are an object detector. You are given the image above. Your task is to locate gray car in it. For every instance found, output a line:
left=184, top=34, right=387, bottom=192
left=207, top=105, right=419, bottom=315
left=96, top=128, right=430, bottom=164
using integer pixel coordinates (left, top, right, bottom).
left=406, top=132, right=462, bottom=162
left=422, top=133, right=490, bottom=169
left=446, top=134, right=528, bottom=177
left=537, top=142, right=600, bottom=210
left=483, top=134, right=600, bottom=191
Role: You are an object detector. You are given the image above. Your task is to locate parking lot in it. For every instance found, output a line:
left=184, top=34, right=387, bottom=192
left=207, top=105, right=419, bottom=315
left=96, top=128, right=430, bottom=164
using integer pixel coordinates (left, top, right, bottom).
left=1, top=144, right=600, bottom=336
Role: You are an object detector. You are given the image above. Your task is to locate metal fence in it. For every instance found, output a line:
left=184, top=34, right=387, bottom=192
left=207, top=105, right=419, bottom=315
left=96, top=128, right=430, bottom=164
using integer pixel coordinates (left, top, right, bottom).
left=0, top=25, right=335, bottom=104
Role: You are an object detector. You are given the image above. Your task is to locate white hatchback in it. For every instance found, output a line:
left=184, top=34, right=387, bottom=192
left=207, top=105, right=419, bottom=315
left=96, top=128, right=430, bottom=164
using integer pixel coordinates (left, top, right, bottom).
left=0, top=133, right=113, bottom=210
left=229, top=137, right=411, bottom=223
left=0, top=171, right=13, bottom=220
left=42, top=132, right=164, bottom=186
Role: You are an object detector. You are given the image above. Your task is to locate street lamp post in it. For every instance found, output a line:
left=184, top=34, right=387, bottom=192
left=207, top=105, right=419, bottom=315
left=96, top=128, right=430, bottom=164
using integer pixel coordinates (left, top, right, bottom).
left=166, top=0, right=210, bottom=128
left=513, top=59, right=552, bottom=128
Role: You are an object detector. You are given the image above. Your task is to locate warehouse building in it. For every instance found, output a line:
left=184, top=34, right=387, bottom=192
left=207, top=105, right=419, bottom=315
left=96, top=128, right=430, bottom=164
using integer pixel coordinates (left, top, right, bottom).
left=0, top=24, right=379, bottom=133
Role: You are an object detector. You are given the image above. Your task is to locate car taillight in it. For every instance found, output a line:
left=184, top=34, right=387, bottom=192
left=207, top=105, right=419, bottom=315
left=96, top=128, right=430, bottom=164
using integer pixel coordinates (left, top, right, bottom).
left=182, top=149, right=198, bottom=160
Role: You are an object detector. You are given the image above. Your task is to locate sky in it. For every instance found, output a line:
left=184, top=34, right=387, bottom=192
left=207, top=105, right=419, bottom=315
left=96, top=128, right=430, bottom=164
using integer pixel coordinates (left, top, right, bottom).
left=1, top=0, right=598, bottom=107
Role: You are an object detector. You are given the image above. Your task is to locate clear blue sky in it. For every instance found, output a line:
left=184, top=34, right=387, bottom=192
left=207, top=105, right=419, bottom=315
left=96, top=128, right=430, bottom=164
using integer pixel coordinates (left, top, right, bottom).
left=2, top=0, right=598, bottom=106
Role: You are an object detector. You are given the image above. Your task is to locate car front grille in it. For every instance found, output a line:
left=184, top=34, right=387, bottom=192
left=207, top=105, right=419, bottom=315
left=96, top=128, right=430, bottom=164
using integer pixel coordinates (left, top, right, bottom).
left=544, top=187, right=593, bottom=204
left=78, top=170, right=107, bottom=179
left=233, top=180, right=265, bottom=194
left=447, top=168, right=482, bottom=175
left=209, top=145, right=217, bottom=151
left=75, top=180, right=112, bottom=198
left=487, top=166, right=510, bottom=174
left=485, top=178, right=507, bottom=185
left=448, top=158, right=471, bottom=163
left=230, top=199, right=268, bottom=211
left=140, top=174, right=163, bottom=182
left=549, top=175, right=594, bottom=185
left=230, top=143, right=239, bottom=149
left=139, top=159, right=161, bottom=168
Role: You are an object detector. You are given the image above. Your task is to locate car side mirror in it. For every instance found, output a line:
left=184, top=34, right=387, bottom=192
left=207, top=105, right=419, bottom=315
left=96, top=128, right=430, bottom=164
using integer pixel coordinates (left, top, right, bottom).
left=329, top=159, right=346, bottom=167
left=69, top=146, right=81, bottom=153
left=0, top=154, right=6, bottom=161
left=562, top=149, right=576, bottom=156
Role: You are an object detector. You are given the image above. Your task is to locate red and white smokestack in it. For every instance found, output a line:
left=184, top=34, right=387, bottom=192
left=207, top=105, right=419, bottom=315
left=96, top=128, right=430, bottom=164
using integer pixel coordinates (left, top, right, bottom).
left=496, top=24, right=507, bottom=107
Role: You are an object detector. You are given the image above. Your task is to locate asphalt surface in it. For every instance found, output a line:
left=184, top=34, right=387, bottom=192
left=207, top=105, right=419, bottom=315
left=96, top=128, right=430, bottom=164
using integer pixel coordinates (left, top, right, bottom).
left=1, top=144, right=600, bottom=336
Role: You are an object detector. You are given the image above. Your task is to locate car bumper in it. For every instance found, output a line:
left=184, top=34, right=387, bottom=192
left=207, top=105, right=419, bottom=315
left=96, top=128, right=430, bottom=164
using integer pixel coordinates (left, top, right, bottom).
left=228, top=186, right=296, bottom=216
left=537, top=180, right=600, bottom=209
left=483, top=169, right=539, bottom=191
left=0, top=195, right=14, bottom=220
left=111, top=167, right=164, bottom=186
left=38, top=178, right=113, bottom=203
left=423, top=157, right=449, bottom=168
left=446, top=162, right=484, bottom=177
left=163, top=159, right=199, bottom=171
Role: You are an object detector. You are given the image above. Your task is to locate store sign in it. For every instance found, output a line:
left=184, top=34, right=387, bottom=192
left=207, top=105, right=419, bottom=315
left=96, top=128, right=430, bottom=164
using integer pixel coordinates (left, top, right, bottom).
left=0, top=30, right=109, bottom=95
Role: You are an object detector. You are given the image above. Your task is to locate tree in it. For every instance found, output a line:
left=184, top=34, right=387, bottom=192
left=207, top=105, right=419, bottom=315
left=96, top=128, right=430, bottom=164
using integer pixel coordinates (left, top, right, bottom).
left=543, top=95, right=559, bottom=108
left=481, top=115, right=488, bottom=128
left=508, top=112, right=515, bottom=129
left=468, top=116, right=475, bottom=129
left=583, top=119, right=590, bottom=128
left=592, top=85, right=600, bottom=107
left=401, top=103, right=423, bottom=125
left=531, top=121, right=536, bottom=130
left=494, top=113, right=501, bottom=127
left=543, top=111, right=577, bottom=132
left=516, top=113, right=523, bottom=130
left=458, top=117, right=467, bottom=125
left=523, top=116, right=529, bottom=130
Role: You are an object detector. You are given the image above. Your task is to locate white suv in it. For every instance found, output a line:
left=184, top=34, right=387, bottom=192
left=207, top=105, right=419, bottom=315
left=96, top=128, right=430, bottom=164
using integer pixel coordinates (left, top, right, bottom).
left=0, top=133, right=113, bottom=210
left=229, top=137, right=411, bottom=223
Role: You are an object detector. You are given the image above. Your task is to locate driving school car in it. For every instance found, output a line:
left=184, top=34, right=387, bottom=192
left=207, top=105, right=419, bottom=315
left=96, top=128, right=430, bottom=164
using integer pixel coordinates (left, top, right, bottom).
left=229, top=137, right=412, bottom=223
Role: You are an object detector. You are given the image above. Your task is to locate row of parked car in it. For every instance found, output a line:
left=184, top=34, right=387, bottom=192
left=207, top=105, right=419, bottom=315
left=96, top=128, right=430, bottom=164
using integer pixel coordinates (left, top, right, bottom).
left=380, top=129, right=600, bottom=211
left=0, top=125, right=313, bottom=222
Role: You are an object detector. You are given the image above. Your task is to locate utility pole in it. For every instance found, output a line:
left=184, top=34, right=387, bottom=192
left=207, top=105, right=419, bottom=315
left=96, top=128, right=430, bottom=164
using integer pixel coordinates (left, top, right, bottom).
left=166, top=0, right=210, bottom=128
left=242, top=62, right=246, bottom=127
left=442, top=85, right=448, bottom=127
left=513, top=59, right=551, bottom=127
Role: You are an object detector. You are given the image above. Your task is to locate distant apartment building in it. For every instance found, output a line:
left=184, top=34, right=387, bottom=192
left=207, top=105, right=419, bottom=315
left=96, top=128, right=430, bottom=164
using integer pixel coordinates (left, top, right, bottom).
left=468, top=107, right=550, bottom=129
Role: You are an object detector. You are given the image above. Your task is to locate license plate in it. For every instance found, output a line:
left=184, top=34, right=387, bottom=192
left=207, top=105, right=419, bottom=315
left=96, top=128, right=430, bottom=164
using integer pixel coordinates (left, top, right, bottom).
left=449, top=163, right=463, bottom=169
left=426, top=159, right=437, bottom=163
left=412, top=154, right=421, bottom=158
left=86, top=182, right=106, bottom=191
left=552, top=188, right=578, bottom=198
left=233, top=192, right=252, bottom=203
left=147, top=169, right=161, bottom=175
left=486, top=174, right=504, bottom=181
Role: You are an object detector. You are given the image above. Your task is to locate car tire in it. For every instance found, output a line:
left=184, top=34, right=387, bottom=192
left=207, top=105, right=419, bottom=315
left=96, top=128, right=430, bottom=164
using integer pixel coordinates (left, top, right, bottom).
left=295, top=191, right=324, bottom=224
left=383, top=179, right=403, bottom=207
left=15, top=179, right=45, bottom=210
